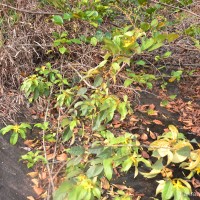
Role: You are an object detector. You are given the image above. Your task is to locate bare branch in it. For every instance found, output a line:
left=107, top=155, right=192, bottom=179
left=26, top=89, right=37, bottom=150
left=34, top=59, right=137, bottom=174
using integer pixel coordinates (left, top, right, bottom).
left=0, top=3, right=62, bottom=15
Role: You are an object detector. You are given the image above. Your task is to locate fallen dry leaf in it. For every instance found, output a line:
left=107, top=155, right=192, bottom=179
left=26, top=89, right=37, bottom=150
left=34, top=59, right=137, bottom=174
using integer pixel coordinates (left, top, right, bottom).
left=40, top=191, right=48, bottom=198
left=27, top=196, right=35, bottom=200
left=46, top=153, right=55, bottom=160
left=153, top=119, right=163, bottom=125
left=129, top=115, right=139, bottom=122
left=101, top=177, right=110, bottom=190
left=33, top=186, right=44, bottom=196
left=114, top=123, right=122, bottom=128
left=140, top=133, right=148, bottom=141
left=31, top=179, right=39, bottom=187
left=24, top=140, right=34, bottom=147
left=56, top=153, right=67, bottom=161
left=149, top=131, right=157, bottom=139
left=113, top=184, right=134, bottom=193
left=141, top=150, right=149, bottom=159
left=39, top=172, right=47, bottom=180
left=27, top=172, right=38, bottom=178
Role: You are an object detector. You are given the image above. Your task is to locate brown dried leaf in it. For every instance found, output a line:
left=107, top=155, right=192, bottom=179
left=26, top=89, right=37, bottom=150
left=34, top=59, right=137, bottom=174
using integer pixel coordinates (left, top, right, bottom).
left=27, top=172, right=38, bottom=178
left=46, top=153, right=55, bottom=160
left=149, top=131, right=157, bottom=139
left=39, top=172, right=47, bottom=180
left=101, top=177, right=110, bottom=190
left=56, top=153, right=67, bottom=161
left=129, top=115, right=139, bottom=122
left=149, top=104, right=155, bottom=110
left=140, top=133, right=148, bottom=141
left=153, top=119, right=163, bottom=125
left=33, top=186, right=44, bottom=196
left=141, top=151, right=149, bottom=159
left=31, top=179, right=39, bottom=187
left=114, top=123, right=122, bottom=128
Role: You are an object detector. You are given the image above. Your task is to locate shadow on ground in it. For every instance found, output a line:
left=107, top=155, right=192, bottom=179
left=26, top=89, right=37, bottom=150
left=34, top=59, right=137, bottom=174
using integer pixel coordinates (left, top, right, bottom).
left=0, top=134, right=35, bottom=200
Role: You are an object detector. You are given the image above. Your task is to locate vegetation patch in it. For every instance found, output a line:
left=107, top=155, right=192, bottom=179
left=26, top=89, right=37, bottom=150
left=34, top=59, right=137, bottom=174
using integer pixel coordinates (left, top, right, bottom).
left=0, top=0, right=199, bottom=199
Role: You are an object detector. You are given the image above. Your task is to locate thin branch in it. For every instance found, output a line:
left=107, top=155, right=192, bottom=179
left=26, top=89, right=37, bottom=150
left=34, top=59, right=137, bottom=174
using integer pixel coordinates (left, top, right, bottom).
left=69, top=65, right=97, bottom=89
left=42, top=87, right=55, bottom=200
left=151, top=0, right=200, bottom=19
left=0, top=3, right=62, bottom=15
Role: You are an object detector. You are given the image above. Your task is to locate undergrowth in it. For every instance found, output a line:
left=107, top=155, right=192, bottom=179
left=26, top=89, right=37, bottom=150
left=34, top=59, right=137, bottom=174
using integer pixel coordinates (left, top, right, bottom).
left=0, top=0, right=200, bottom=200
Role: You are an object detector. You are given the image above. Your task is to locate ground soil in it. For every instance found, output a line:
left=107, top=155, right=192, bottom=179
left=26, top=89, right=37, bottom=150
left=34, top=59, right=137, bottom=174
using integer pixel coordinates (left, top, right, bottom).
left=0, top=133, right=35, bottom=200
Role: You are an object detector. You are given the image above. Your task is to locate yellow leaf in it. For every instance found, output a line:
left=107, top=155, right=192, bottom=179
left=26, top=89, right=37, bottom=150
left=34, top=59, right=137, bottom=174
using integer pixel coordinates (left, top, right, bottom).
left=149, top=140, right=170, bottom=150
left=31, top=179, right=39, bottom=187
left=168, top=77, right=176, bottom=82
left=27, top=196, right=35, bottom=200
left=27, top=172, right=38, bottom=178
left=168, top=125, right=178, bottom=140
left=123, top=36, right=136, bottom=47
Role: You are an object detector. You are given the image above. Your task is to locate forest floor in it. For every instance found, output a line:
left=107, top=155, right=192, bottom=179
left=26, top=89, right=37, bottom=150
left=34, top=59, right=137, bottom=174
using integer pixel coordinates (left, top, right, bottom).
left=0, top=1, right=200, bottom=200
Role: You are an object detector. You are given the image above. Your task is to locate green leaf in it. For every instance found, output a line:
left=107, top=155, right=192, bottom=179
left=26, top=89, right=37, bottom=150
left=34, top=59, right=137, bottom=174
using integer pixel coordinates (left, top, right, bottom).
left=169, top=95, right=177, bottom=100
left=118, top=102, right=128, bottom=120
left=163, top=51, right=172, bottom=58
left=172, top=146, right=191, bottom=163
left=63, top=127, right=73, bottom=142
left=59, top=46, right=67, bottom=54
left=174, top=188, right=182, bottom=200
left=77, top=87, right=87, bottom=95
left=148, top=43, right=163, bottom=51
left=92, top=187, right=101, bottom=199
left=97, top=59, right=107, bottom=68
left=90, top=37, right=98, bottom=46
left=151, top=19, right=158, bottom=27
left=124, top=79, right=133, bottom=87
left=152, top=159, right=163, bottom=170
left=20, top=123, right=31, bottom=129
left=136, top=60, right=146, bottom=65
left=70, top=39, right=82, bottom=44
left=160, top=99, right=169, bottom=107
left=111, top=62, right=120, bottom=72
left=10, top=132, right=19, bottom=145
left=162, top=180, right=174, bottom=200
left=121, top=157, right=133, bottom=172
left=93, top=75, right=103, bottom=87
left=86, top=165, right=104, bottom=178
left=53, top=181, right=72, bottom=200
left=0, top=125, right=13, bottom=135
left=52, top=15, right=64, bottom=25
left=68, top=146, right=85, bottom=156
left=63, top=13, right=72, bottom=20
left=103, top=158, right=113, bottom=180
left=141, top=38, right=154, bottom=50
left=140, top=22, right=150, bottom=31
left=18, top=129, right=26, bottom=139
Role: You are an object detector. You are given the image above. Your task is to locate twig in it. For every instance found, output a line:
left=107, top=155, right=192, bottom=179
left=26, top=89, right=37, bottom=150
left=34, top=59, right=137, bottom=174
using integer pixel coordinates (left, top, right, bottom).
left=42, top=87, right=55, bottom=200
left=0, top=3, right=62, bottom=15
left=150, top=0, right=200, bottom=19
left=68, top=65, right=96, bottom=89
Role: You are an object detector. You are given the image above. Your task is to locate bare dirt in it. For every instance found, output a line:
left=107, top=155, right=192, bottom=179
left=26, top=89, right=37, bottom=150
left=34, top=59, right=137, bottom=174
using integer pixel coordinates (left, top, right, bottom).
left=0, top=134, right=35, bottom=200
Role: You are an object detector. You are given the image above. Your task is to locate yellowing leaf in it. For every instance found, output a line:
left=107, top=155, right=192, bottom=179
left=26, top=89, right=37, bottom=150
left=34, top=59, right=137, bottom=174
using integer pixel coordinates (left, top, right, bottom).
left=149, top=140, right=170, bottom=150
left=123, top=36, right=136, bottom=47
left=168, top=125, right=178, bottom=140
left=27, top=172, right=38, bottom=178
left=27, top=196, right=35, bottom=200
